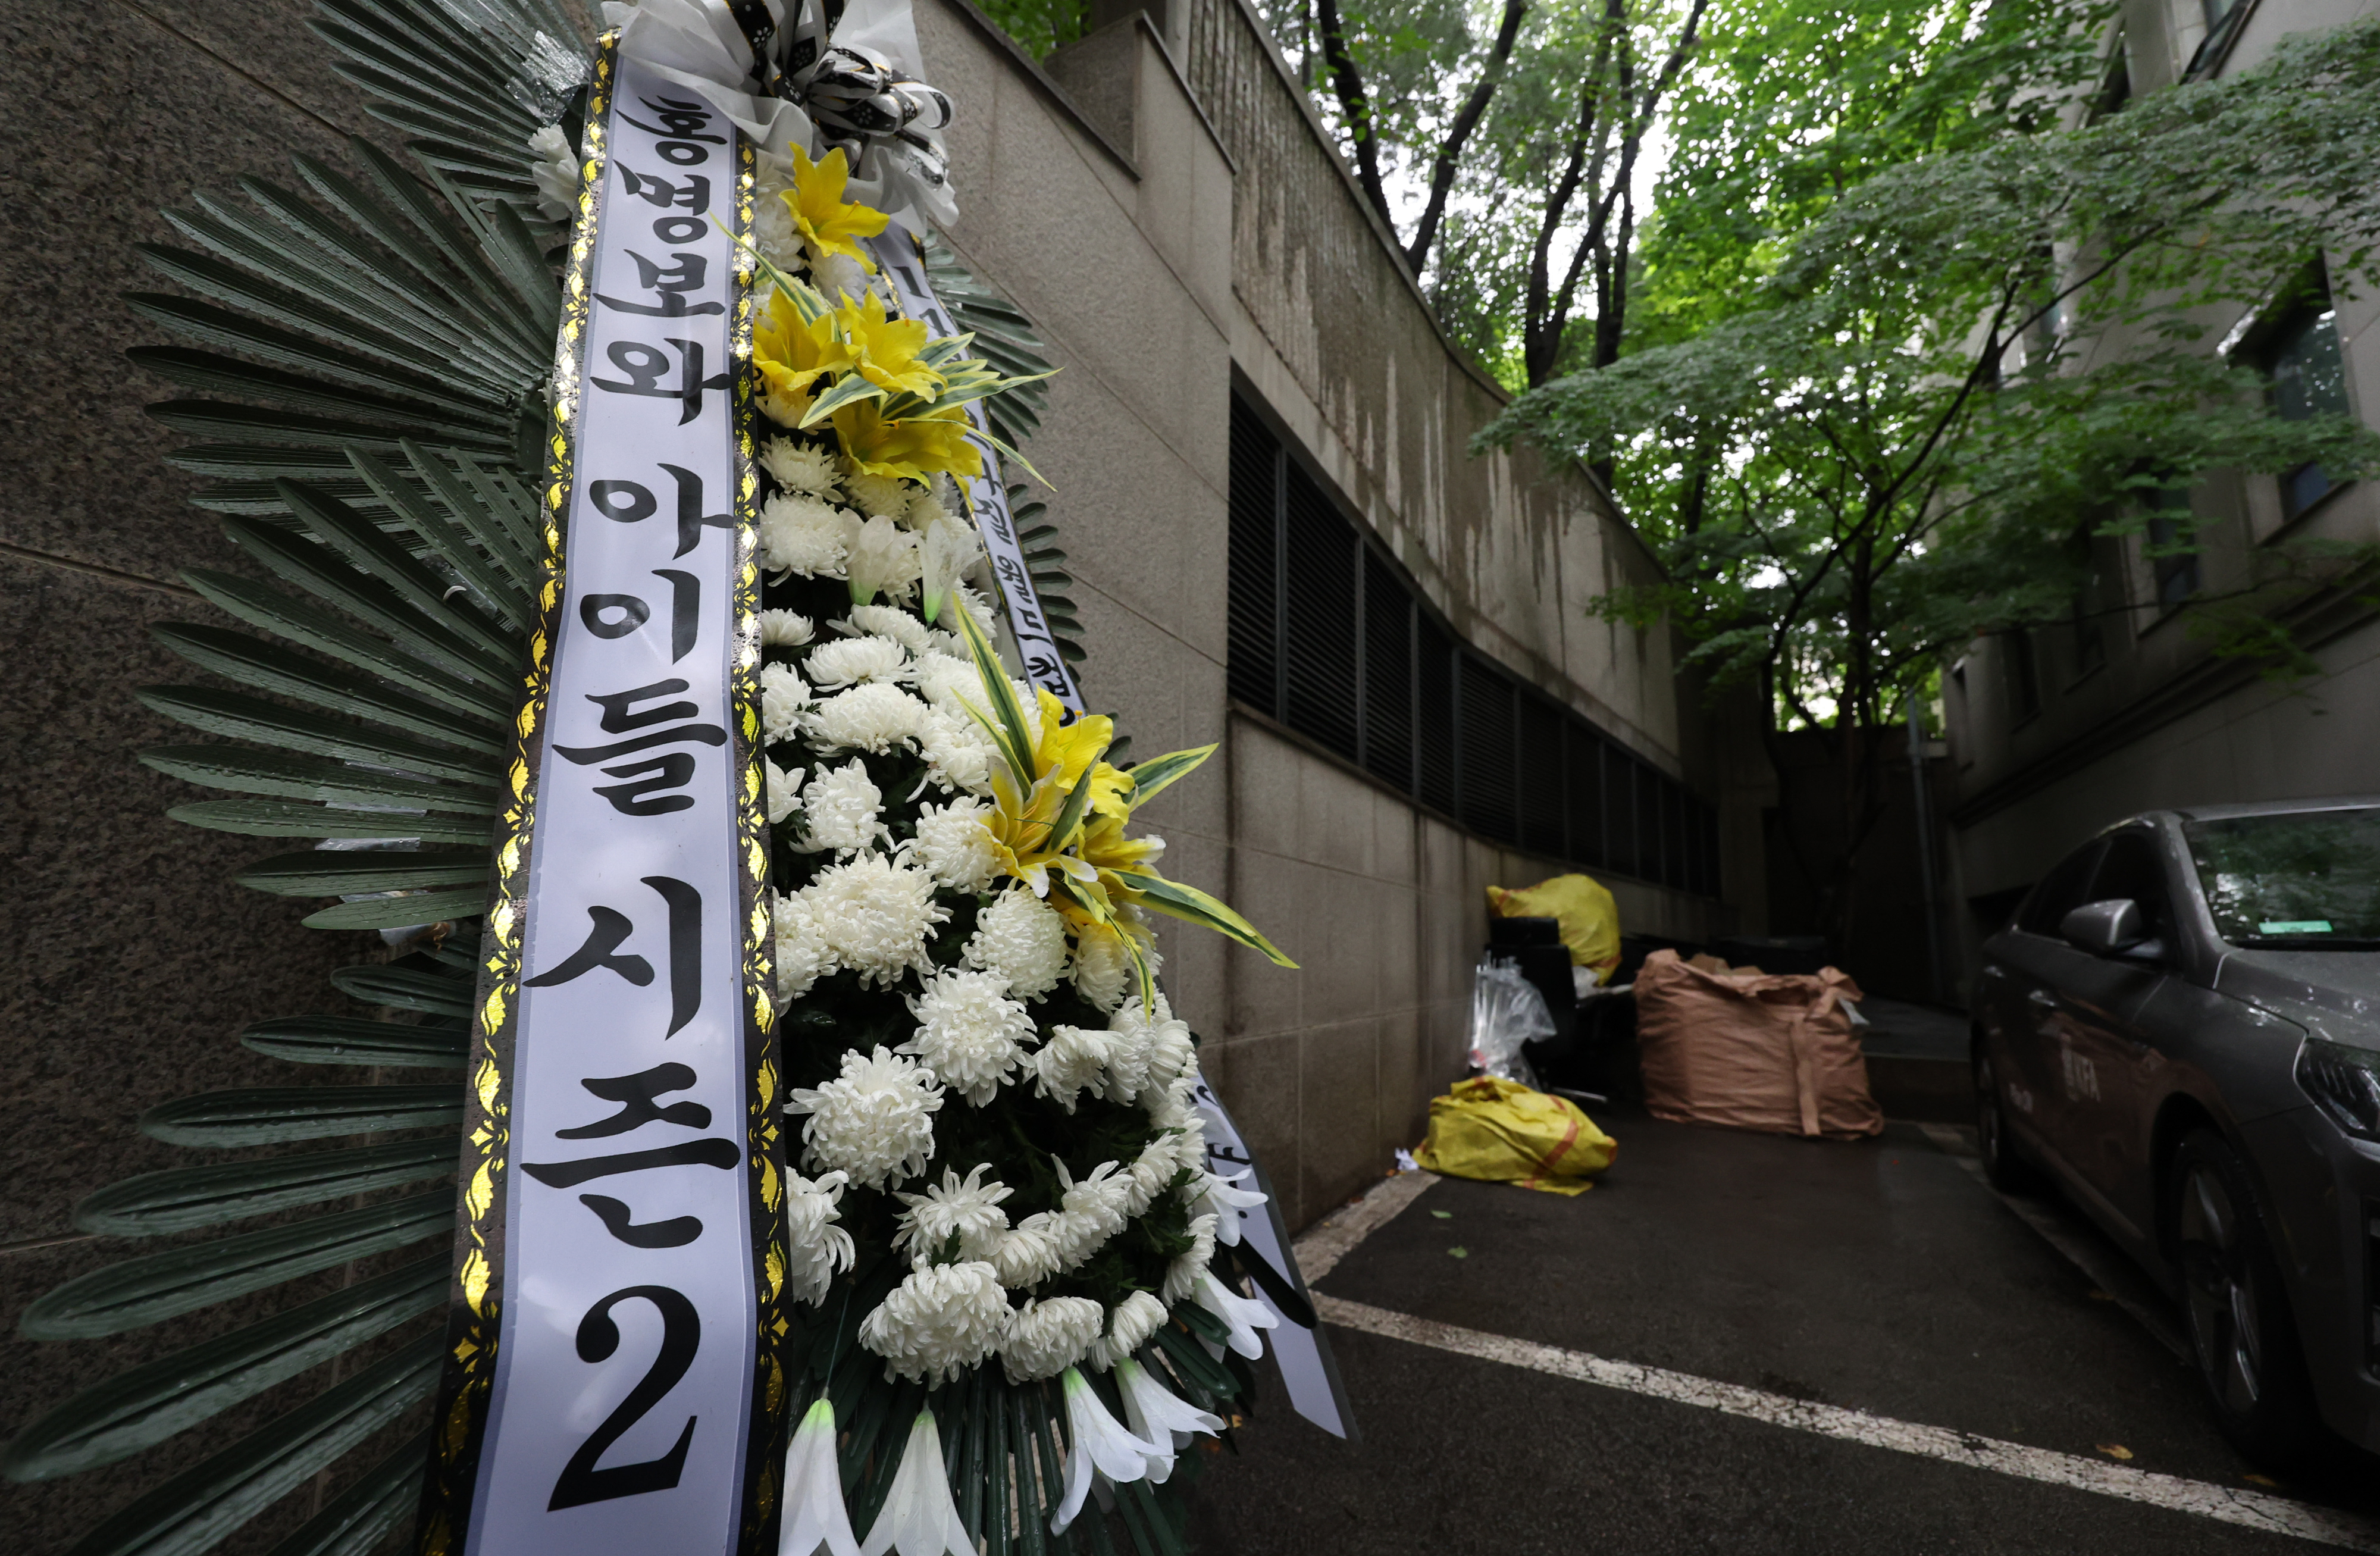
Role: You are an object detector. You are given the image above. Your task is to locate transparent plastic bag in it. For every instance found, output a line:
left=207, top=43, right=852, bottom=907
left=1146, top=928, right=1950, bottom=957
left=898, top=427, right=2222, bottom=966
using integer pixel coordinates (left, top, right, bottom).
left=1468, top=954, right=1557, bottom=1088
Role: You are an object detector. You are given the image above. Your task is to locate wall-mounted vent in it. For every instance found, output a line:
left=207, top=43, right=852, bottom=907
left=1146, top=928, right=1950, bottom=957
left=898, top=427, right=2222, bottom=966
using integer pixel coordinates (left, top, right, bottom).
left=1223, top=388, right=1718, bottom=896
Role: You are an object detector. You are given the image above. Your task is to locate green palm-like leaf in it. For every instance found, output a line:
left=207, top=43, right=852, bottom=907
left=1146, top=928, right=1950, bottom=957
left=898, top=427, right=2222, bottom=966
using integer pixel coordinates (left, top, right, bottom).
left=2, top=1261, right=445, bottom=1481
left=1114, top=868, right=1298, bottom=968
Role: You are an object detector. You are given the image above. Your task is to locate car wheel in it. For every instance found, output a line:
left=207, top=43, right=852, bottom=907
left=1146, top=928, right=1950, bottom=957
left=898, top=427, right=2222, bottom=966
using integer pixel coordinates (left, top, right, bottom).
left=2171, top=1128, right=2323, bottom=1467
left=1975, top=1054, right=2043, bottom=1194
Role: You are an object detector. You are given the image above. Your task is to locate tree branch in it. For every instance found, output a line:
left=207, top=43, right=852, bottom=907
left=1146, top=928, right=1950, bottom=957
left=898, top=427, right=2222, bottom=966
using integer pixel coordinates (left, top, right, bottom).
left=1315, top=0, right=1397, bottom=239
left=1405, top=0, right=1532, bottom=275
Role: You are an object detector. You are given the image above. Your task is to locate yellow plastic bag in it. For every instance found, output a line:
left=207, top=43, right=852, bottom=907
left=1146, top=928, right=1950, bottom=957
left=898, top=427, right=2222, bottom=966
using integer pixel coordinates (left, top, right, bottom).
left=1486, top=874, right=1621, bottom=976
left=1414, top=1076, right=1617, bottom=1196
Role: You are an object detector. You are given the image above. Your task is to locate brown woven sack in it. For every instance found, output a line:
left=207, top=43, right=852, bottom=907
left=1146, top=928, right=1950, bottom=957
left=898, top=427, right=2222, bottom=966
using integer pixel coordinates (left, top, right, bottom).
left=1633, top=949, right=1884, bottom=1139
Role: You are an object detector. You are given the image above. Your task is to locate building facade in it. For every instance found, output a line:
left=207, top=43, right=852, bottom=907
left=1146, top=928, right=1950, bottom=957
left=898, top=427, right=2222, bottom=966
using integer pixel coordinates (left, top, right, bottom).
left=1941, top=0, right=2380, bottom=988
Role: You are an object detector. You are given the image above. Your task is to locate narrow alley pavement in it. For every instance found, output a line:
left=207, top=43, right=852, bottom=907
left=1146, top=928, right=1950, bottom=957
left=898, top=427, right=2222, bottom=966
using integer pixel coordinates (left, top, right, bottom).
left=1189, top=1116, right=2380, bottom=1555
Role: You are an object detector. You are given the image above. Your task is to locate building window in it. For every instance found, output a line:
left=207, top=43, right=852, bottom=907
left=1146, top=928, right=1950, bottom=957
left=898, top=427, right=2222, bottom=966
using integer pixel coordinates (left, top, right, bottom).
left=2069, top=528, right=2105, bottom=677
left=2004, top=629, right=2040, bottom=722
left=2144, top=489, right=2200, bottom=608
left=2269, top=296, right=2351, bottom=518
left=1224, top=388, right=1718, bottom=893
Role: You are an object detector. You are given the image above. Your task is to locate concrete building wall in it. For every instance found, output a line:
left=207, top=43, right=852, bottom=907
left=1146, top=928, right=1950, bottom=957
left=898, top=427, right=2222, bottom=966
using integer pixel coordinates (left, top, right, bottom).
left=926, top=0, right=1742, bottom=1228
left=1943, top=0, right=2380, bottom=986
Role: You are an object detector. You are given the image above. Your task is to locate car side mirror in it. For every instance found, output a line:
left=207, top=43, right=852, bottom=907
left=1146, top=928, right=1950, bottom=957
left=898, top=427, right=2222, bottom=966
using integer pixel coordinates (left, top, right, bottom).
left=2061, top=898, right=2146, bottom=955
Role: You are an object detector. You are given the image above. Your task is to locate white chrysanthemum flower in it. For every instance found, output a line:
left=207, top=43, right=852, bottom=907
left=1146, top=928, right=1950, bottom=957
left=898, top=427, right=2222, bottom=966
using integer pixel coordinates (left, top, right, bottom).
left=1001, top=1296, right=1105, bottom=1383
left=1070, top=928, right=1133, bottom=1014
left=991, top=1211, right=1066, bottom=1289
left=907, top=796, right=999, bottom=891
left=1049, top=1159, right=1131, bottom=1270
left=956, top=583, right=1000, bottom=641
left=810, top=249, right=874, bottom=302
left=900, top=969, right=1035, bottom=1106
left=772, top=889, right=834, bottom=1001
left=758, top=439, right=840, bottom=498
left=904, top=483, right=956, bottom=528
left=751, top=173, right=799, bottom=265
left=893, top=1163, right=1013, bottom=1266
left=843, top=469, right=912, bottom=520
left=1138, top=998, right=1198, bottom=1095
left=1122, top=1134, right=1178, bottom=1216
left=847, top=514, right=923, bottom=603
left=803, top=856, right=948, bottom=988
left=764, top=757, right=803, bottom=827
left=1163, top=1213, right=1218, bottom=1304
left=787, top=1045, right=944, bottom=1189
left=964, top=891, right=1069, bottom=999
left=760, top=660, right=812, bottom=745
left=805, top=634, right=911, bottom=690
left=908, top=651, right=981, bottom=711
left=805, top=682, right=929, bottom=754
left=1031, top=1025, right=1116, bottom=1112
left=1061, top=1159, right=1134, bottom=1233
left=760, top=492, right=859, bottom=577
left=1151, top=1069, right=1205, bottom=1127
left=794, top=757, right=886, bottom=856
left=784, top=1169, right=855, bottom=1306
left=858, top=1260, right=1010, bottom=1385
left=1086, top=1291, right=1170, bottom=1373
left=759, top=608, right=815, bottom=647
left=916, top=707, right=996, bottom=795
left=1164, top=1106, right=1210, bottom=1179
left=1099, top=1008, right=1155, bottom=1104
left=527, top=124, right=580, bottom=223
left=843, top=602, right=934, bottom=653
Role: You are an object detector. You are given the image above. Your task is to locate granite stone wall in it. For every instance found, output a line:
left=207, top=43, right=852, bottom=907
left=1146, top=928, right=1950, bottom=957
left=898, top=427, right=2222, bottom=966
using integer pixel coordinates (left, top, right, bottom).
left=1, top=1, right=466, bottom=1546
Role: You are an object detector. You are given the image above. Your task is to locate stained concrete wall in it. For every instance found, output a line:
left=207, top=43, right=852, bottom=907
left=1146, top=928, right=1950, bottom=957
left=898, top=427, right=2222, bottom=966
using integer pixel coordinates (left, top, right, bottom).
left=918, top=0, right=1745, bottom=1232
left=0, top=1, right=450, bottom=1546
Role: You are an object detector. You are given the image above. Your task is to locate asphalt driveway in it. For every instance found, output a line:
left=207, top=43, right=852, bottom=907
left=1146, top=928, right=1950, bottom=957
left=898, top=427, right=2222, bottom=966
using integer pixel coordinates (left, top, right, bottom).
left=1188, top=1116, right=2380, bottom=1555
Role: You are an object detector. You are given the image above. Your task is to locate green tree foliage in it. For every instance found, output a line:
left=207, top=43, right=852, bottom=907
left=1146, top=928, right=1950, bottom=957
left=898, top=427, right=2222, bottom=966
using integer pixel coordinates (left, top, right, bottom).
left=1631, top=0, right=2109, bottom=346
left=1481, top=18, right=2380, bottom=942
left=1261, top=0, right=1708, bottom=386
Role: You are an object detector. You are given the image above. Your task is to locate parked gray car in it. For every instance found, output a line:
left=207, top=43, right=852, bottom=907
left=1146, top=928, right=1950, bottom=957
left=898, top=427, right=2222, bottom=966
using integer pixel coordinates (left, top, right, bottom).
left=1972, top=798, right=2380, bottom=1465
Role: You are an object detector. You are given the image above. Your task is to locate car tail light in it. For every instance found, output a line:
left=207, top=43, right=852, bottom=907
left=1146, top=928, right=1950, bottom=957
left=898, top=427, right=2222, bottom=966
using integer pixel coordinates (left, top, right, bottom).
left=2296, top=1040, right=2380, bottom=1139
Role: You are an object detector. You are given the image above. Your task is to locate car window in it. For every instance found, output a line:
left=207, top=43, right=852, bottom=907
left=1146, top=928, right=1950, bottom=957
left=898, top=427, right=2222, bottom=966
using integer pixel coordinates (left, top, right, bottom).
left=2088, top=830, right=2176, bottom=942
left=2183, top=806, right=2380, bottom=948
left=2017, top=839, right=2106, bottom=936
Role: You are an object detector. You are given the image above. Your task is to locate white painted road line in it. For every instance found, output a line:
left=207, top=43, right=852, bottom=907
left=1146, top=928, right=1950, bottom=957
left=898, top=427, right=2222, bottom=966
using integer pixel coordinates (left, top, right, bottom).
left=1292, top=1170, right=1438, bottom=1283
left=1318, top=1295, right=2380, bottom=1552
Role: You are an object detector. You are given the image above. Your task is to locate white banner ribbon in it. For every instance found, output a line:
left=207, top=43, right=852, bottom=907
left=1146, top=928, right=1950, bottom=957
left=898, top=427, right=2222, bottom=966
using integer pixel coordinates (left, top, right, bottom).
left=860, top=230, right=1086, bottom=714
left=453, top=46, right=775, bottom=1556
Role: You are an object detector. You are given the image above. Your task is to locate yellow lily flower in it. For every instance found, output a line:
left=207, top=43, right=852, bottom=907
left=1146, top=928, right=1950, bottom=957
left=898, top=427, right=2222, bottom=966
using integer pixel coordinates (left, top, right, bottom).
left=754, top=287, right=857, bottom=425
left=1026, top=690, right=1130, bottom=817
left=829, top=399, right=984, bottom=484
left=835, top=292, right=946, bottom=399
left=782, top=145, right=888, bottom=268
left=981, top=763, right=1097, bottom=899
